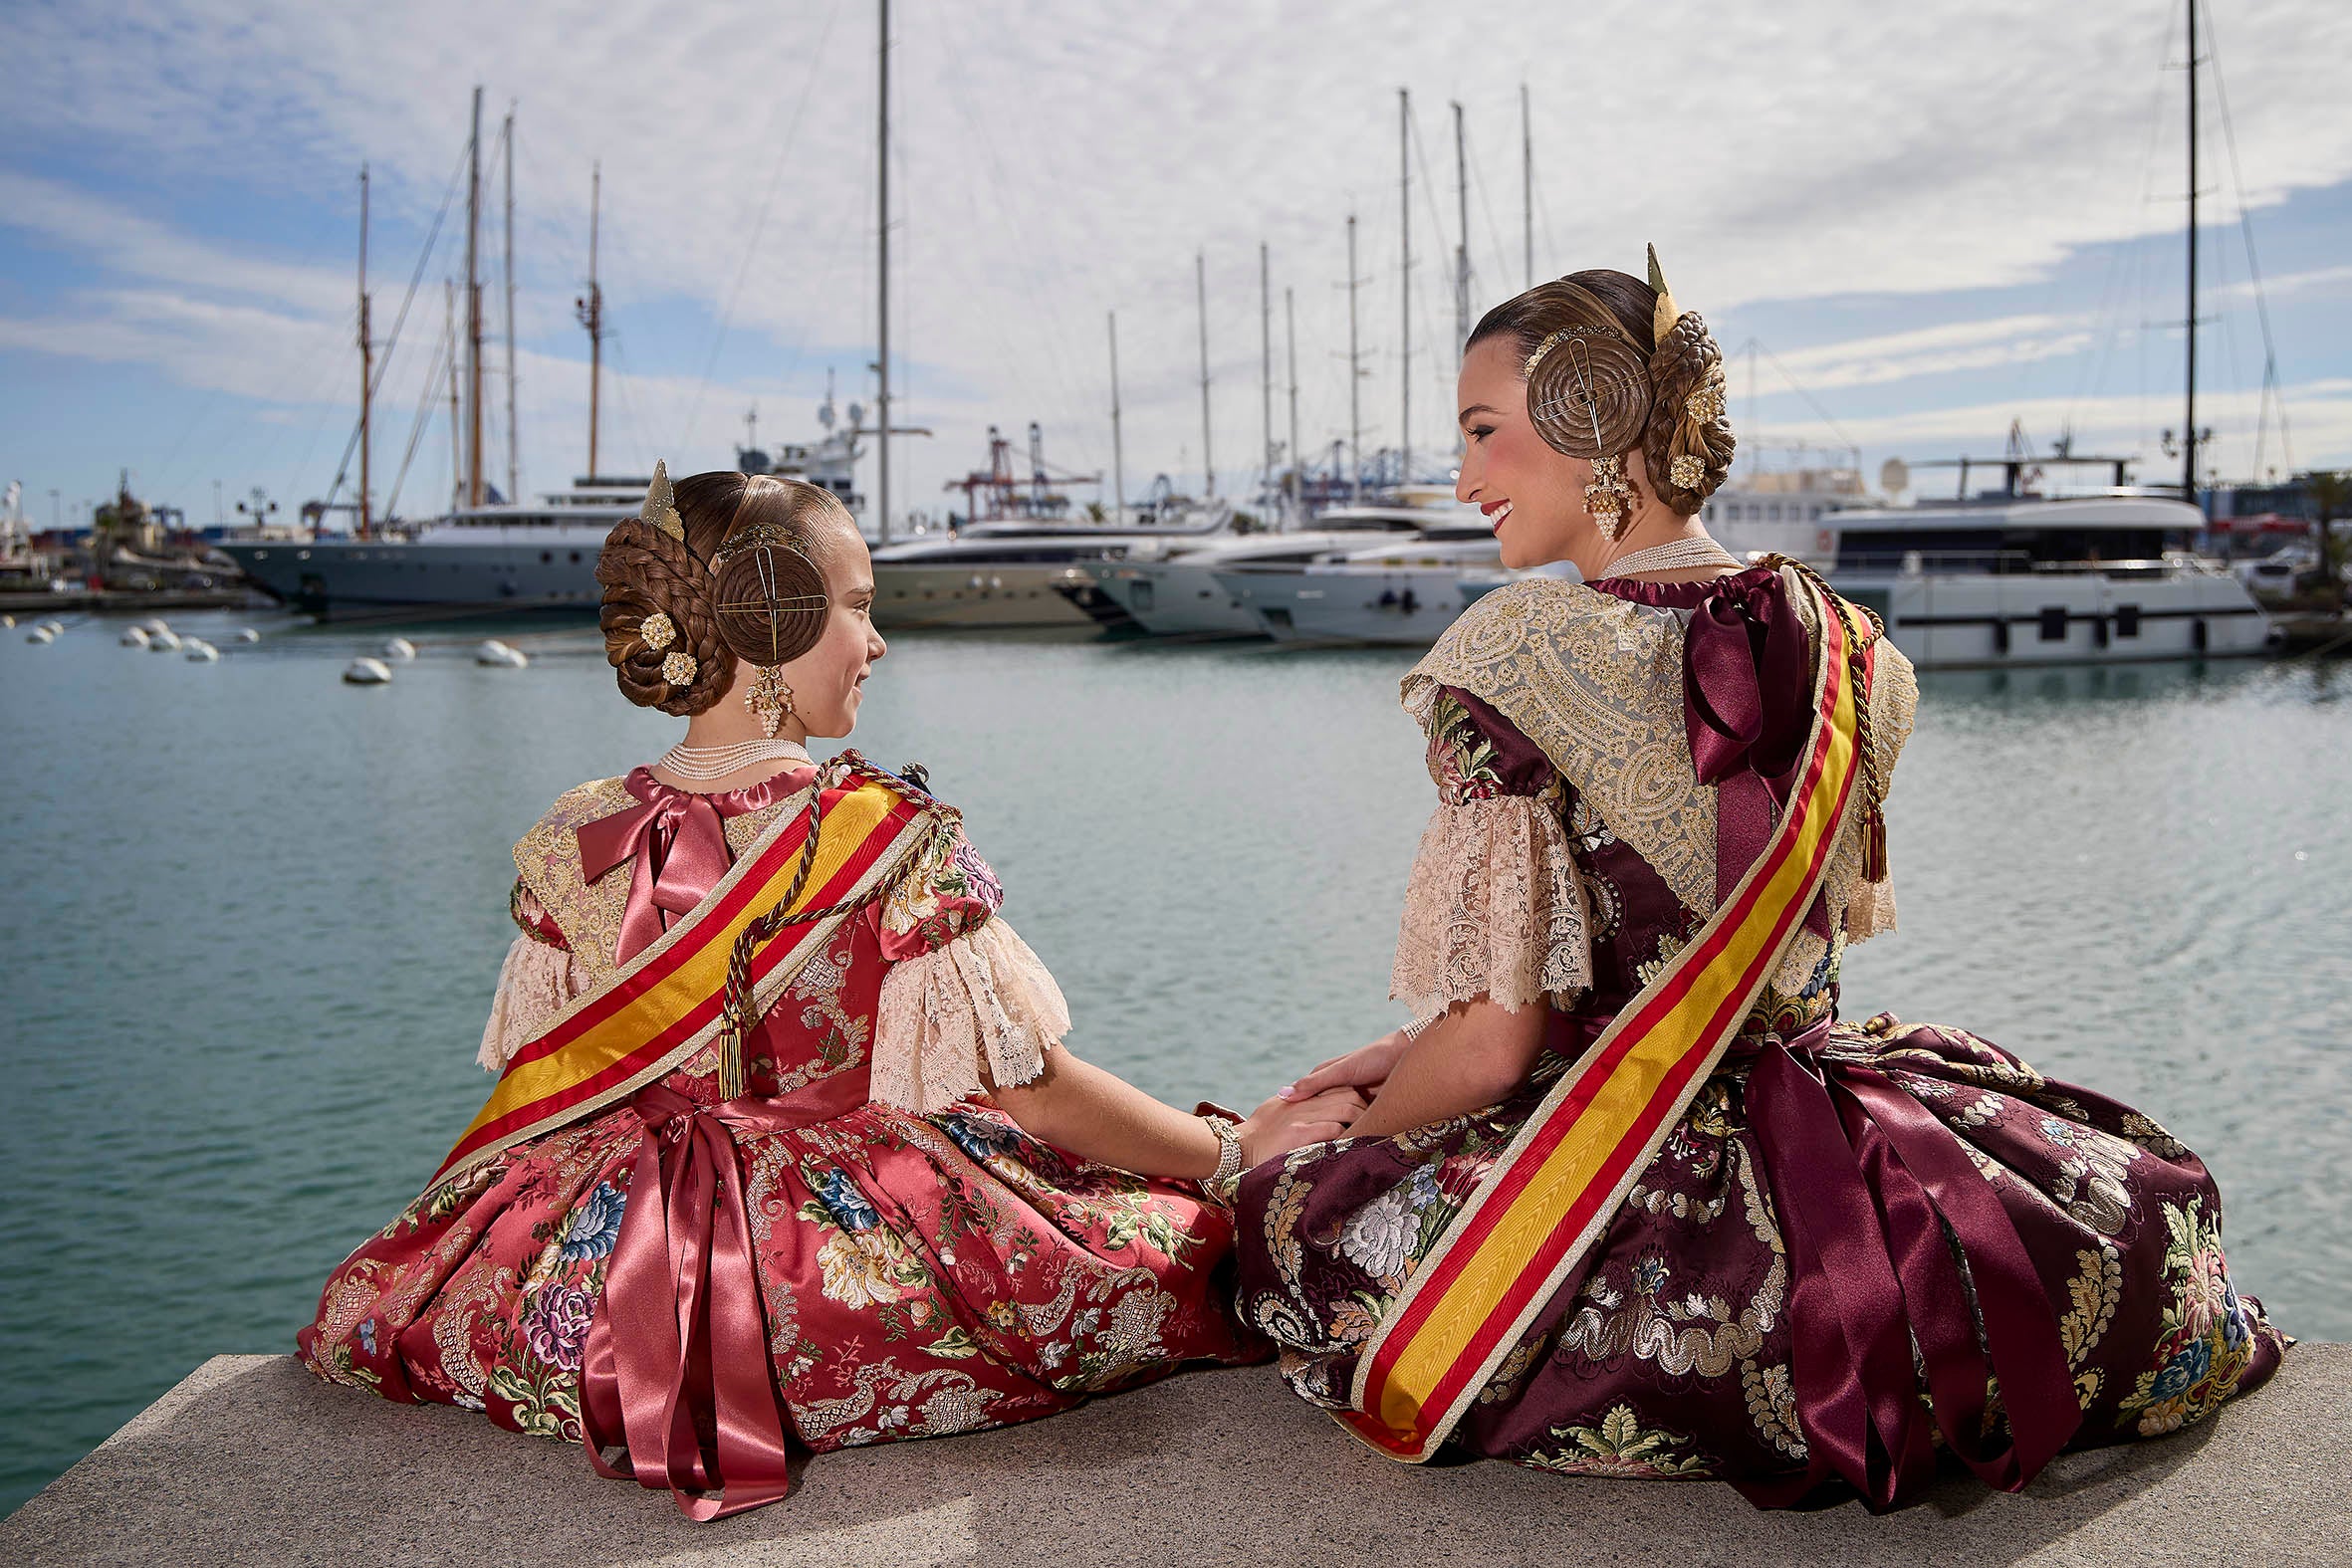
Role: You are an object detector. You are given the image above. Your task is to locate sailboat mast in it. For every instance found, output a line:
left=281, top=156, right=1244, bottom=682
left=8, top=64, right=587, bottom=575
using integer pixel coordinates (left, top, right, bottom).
left=1399, top=87, right=1411, bottom=491
left=876, top=0, right=892, bottom=544
left=1347, top=213, right=1361, bottom=501
left=1453, top=99, right=1468, bottom=455
left=1197, top=249, right=1214, bottom=499
left=580, top=163, right=602, bottom=482
left=444, top=280, right=462, bottom=512
left=1285, top=286, right=1298, bottom=525
left=464, top=86, right=483, bottom=509
left=503, top=105, right=518, bottom=507
left=1521, top=83, right=1533, bottom=288
left=1261, top=241, right=1273, bottom=504
left=1107, top=311, right=1125, bottom=526
left=2184, top=0, right=2200, bottom=507
left=357, top=164, right=371, bottom=540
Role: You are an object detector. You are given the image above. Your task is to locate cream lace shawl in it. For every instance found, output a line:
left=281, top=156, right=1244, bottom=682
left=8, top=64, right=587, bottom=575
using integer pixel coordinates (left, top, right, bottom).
left=1394, top=567, right=1918, bottom=1005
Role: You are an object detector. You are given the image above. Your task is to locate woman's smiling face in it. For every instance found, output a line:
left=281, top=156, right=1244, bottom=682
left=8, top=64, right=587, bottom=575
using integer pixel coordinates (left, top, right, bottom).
left=1454, top=334, right=1596, bottom=571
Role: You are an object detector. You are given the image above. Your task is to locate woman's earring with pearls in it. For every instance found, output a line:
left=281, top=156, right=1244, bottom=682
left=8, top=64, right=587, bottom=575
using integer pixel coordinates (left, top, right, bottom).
left=1585, top=455, right=1634, bottom=541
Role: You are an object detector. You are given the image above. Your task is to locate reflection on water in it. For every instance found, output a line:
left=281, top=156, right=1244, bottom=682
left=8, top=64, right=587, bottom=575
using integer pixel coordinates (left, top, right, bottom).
left=1, top=613, right=2345, bottom=1509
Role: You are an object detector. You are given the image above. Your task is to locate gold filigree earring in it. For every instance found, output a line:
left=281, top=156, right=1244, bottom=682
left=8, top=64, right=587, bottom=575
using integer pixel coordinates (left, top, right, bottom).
left=1585, top=455, right=1634, bottom=540
left=746, top=665, right=794, bottom=738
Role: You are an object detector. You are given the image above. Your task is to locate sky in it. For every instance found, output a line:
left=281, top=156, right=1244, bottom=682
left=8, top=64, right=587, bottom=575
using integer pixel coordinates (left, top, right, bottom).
left=3, top=0, right=2349, bottom=534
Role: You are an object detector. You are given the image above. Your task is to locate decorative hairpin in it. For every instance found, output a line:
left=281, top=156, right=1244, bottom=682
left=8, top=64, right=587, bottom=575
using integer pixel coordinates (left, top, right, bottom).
left=638, top=610, right=677, bottom=651
left=642, top=459, right=686, bottom=544
left=661, top=650, right=698, bottom=687
left=1647, top=243, right=1679, bottom=348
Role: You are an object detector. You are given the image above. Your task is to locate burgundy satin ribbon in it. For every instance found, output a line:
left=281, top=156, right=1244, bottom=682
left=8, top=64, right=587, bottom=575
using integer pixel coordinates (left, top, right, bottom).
left=577, top=768, right=812, bottom=964
left=1683, top=574, right=1831, bottom=941
left=579, top=1071, right=868, bottom=1519
left=1735, top=1021, right=2081, bottom=1510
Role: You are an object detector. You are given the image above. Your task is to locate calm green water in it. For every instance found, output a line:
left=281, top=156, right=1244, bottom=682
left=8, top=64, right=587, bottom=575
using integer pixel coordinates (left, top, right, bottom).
left=3, top=612, right=2348, bottom=1511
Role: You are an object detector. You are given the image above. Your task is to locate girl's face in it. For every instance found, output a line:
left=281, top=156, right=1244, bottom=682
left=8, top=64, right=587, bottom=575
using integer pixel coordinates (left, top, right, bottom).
left=1454, top=334, right=1642, bottom=575
left=775, top=531, right=884, bottom=739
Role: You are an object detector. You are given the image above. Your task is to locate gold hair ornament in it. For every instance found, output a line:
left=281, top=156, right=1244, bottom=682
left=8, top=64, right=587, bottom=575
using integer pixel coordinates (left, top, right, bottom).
left=660, top=650, right=697, bottom=686
left=638, top=610, right=677, bottom=651
left=641, top=459, right=686, bottom=544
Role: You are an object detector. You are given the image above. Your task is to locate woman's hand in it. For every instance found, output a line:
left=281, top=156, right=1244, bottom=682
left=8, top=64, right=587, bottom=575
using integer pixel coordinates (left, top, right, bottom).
left=1277, top=1028, right=1412, bottom=1102
left=1238, top=1086, right=1367, bottom=1167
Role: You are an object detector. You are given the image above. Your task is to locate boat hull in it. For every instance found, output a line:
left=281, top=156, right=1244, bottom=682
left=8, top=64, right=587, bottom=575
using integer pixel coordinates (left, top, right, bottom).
left=1839, top=569, right=2269, bottom=668
left=870, top=563, right=1109, bottom=629
left=217, top=533, right=607, bottom=616
left=1087, top=560, right=1265, bottom=638
left=1216, top=564, right=1479, bottom=646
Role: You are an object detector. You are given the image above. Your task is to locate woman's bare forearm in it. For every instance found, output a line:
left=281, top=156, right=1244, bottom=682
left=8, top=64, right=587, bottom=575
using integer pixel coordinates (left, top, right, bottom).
left=1344, top=1001, right=1546, bottom=1140
left=990, top=1049, right=1223, bottom=1179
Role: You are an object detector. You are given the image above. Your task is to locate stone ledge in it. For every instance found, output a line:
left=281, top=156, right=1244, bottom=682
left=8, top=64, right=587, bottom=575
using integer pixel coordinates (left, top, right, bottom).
left=3, top=1347, right=2345, bottom=1566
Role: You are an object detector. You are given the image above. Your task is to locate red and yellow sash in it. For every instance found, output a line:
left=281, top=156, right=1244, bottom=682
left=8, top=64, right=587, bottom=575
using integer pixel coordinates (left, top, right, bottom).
left=434, top=774, right=936, bottom=1184
left=1343, top=577, right=1874, bottom=1460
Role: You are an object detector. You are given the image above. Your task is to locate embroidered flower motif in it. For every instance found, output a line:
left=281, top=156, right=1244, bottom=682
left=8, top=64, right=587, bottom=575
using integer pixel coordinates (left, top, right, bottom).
left=2115, top=1197, right=2264, bottom=1438
left=661, top=649, right=697, bottom=686
left=939, top=1110, right=1024, bottom=1164
left=639, top=610, right=677, bottom=651
left=357, top=1318, right=378, bottom=1357
left=1526, top=1404, right=1714, bottom=1478
left=557, top=1182, right=626, bottom=1261
left=813, top=1167, right=881, bottom=1232
left=521, top=1282, right=594, bottom=1373
left=817, top=1231, right=905, bottom=1310
left=1338, top=1165, right=1439, bottom=1282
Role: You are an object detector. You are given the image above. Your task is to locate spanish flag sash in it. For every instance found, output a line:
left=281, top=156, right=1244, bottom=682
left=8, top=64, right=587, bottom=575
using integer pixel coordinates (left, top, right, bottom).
left=434, top=772, right=937, bottom=1184
left=1342, top=576, right=1875, bottom=1460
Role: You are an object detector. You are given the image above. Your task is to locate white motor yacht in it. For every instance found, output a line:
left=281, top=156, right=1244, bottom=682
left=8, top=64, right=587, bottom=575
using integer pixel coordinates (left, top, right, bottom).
left=1075, top=503, right=1441, bottom=638
left=1214, top=528, right=1506, bottom=647
left=869, top=512, right=1233, bottom=631
left=1821, top=497, right=2266, bottom=667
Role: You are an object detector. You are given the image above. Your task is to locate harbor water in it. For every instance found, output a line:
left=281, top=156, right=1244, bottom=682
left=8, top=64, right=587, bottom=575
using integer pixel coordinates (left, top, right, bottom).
left=3, top=611, right=2349, bottom=1511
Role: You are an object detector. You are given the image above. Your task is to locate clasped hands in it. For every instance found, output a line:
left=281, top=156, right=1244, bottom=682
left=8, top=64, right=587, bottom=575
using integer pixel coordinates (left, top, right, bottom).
left=1230, top=1027, right=1414, bottom=1166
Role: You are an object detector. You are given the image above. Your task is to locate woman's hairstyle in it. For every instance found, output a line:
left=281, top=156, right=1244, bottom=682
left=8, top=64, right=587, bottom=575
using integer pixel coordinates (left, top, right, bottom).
left=1467, top=266, right=1735, bottom=516
left=594, top=471, right=855, bottom=716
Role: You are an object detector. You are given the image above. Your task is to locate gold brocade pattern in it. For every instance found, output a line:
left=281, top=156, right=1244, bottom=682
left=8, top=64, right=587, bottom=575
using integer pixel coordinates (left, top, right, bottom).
left=511, top=775, right=808, bottom=983
left=1401, top=571, right=1919, bottom=993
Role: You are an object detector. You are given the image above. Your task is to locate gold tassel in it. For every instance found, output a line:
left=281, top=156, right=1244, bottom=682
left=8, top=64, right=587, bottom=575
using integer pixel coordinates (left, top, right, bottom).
left=1862, top=806, right=1889, bottom=884
left=717, top=1019, right=746, bottom=1101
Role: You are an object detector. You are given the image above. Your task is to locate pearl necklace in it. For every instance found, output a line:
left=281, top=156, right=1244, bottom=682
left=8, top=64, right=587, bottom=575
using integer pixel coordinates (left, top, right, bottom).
left=1601, top=536, right=1746, bottom=580
left=654, top=738, right=814, bottom=781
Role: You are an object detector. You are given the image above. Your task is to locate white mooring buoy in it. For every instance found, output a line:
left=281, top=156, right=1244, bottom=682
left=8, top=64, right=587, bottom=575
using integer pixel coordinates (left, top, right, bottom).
left=184, top=638, right=219, bottom=662
left=381, top=636, right=417, bottom=661
left=27, top=625, right=56, bottom=644
left=120, top=625, right=151, bottom=648
left=475, top=639, right=529, bottom=668
left=343, top=657, right=393, bottom=686
left=147, top=628, right=181, bottom=652
left=234, top=627, right=261, bottom=643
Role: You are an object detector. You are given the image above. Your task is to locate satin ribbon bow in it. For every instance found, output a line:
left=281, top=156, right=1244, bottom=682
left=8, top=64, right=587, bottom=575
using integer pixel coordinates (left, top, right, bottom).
left=1734, top=1020, right=2082, bottom=1510
left=579, top=1072, right=869, bottom=1519
left=576, top=771, right=739, bottom=964
left=1684, top=575, right=1832, bottom=938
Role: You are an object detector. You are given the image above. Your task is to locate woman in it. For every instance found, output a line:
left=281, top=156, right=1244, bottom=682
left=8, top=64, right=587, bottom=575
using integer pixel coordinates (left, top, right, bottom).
left=299, top=468, right=1358, bottom=1517
left=1233, top=252, right=2285, bottom=1510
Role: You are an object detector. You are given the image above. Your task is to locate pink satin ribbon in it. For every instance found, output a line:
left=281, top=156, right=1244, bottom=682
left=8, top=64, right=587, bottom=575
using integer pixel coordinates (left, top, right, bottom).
left=1735, top=1020, right=2081, bottom=1510
left=577, top=767, right=810, bottom=964
left=579, top=1071, right=869, bottom=1519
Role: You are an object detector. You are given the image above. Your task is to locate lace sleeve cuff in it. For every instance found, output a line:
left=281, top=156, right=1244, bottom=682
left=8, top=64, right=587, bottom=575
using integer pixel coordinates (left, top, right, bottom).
left=1390, top=793, right=1590, bottom=1025
left=871, top=917, right=1071, bottom=1114
left=476, top=934, right=588, bottom=1072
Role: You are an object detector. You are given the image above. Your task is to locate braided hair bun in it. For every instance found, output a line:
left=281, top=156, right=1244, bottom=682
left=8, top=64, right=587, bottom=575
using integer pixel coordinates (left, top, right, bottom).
left=1644, top=312, right=1736, bottom=515
left=595, top=515, right=733, bottom=715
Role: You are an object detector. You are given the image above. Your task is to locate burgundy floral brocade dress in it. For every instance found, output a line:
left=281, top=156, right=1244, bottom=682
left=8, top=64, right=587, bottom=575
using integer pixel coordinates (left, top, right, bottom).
left=1231, top=565, right=2285, bottom=1507
left=300, top=764, right=1261, bottom=1469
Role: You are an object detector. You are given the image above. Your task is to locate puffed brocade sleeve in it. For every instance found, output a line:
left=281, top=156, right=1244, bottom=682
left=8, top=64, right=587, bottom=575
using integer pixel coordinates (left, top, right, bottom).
left=869, top=825, right=1071, bottom=1114
left=476, top=880, right=588, bottom=1073
left=1390, top=688, right=1592, bottom=1025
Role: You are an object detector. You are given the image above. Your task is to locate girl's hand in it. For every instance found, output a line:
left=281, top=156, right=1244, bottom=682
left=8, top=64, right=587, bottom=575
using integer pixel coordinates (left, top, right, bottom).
left=1238, top=1086, right=1367, bottom=1166
left=1277, top=1028, right=1412, bottom=1102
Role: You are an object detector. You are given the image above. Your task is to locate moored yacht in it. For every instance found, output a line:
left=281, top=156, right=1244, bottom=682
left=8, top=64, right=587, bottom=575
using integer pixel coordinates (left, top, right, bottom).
left=1076, top=501, right=1443, bottom=638
left=1214, top=524, right=1504, bottom=646
left=1820, top=496, right=2267, bottom=667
